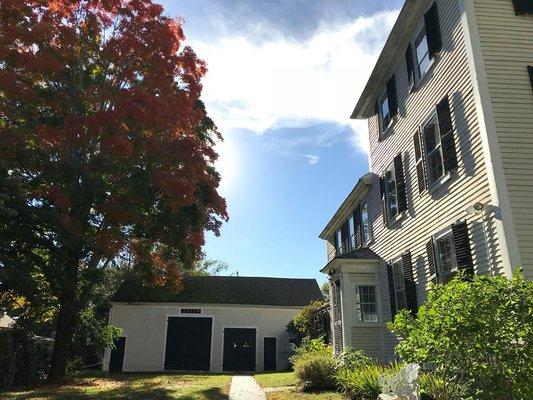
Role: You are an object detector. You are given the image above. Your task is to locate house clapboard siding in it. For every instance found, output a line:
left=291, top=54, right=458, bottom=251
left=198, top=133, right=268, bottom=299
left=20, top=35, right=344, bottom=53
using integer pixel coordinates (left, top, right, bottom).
left=473, top=0, right=533, bottom=280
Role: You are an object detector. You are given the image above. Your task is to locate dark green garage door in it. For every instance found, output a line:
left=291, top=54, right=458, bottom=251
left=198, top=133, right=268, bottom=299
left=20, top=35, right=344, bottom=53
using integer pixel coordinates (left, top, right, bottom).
left=164, top=317, right=212, bottom=371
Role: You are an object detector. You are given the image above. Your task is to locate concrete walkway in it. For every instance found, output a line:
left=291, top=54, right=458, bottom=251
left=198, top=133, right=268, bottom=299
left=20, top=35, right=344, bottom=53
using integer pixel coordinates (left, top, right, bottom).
left=229, top=375, right=267, bottom=400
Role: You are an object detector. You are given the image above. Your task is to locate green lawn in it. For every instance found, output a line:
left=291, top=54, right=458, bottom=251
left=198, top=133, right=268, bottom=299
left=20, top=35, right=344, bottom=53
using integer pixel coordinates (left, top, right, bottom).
left=254, top=371, right=298, bottom=388
left=266, top=388, right=345, bottom=400
left=1, top=373, right=231, bottom=400
left=254, top=372, right=345, bottom=400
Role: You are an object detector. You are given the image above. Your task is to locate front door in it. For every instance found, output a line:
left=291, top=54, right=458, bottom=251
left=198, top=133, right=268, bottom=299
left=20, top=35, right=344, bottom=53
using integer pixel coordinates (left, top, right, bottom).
left=263, top=337, right=277, bottom=371
left=223, top=328, right=256, bottom=371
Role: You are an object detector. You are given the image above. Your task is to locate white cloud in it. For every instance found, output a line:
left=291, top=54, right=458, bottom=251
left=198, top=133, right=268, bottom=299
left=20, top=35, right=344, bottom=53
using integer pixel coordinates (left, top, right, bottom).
left=303, top=154, right=319, bottom=165
left=188, top=10, right=399, bottom=155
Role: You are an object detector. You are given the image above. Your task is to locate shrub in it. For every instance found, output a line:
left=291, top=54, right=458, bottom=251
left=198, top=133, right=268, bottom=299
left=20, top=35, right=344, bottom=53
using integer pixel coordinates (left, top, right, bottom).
left=419, top=372, right=468, bottom=400
left=388, top=271, right=533, bottom=400
left=0, top=330, right=15, bottom=389
left=336, top=363, right=401, bottom=400
left=293, top=352, right=339, bottom=391
left=289, top=337, right=331, bottom=364
left=337, top=347, right=372, bottom=371
left=290, top=300, right=328, bottom=339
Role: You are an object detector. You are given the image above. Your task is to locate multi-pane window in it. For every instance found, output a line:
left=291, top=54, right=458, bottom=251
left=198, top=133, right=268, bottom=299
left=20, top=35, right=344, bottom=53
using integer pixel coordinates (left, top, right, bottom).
left=415, top=28, right=431, bottom=78
left=348, top=215, right=355, bottom=250
left=379, top=91, right=391, bottom=132
left=392, top=260, right=407, bottom=310
left=435, top=232, right=457, bottom=283
left=335, top=229, right=342, bottom=254
left=360, top=200, right=370, bottom=245
left=423, top=115, right=445, bottom=185
left=355, top=285, right=378, bottom=323
left=384, top=168, right=398, bottom=223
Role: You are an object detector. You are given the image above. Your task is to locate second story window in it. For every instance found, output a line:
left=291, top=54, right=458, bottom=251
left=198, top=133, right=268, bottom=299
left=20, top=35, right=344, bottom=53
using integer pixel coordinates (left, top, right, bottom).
left=348, top=214, right=355, bottom=250
left=360, top=200, right=370, bottom=245
left=376, top=75, right=398, bottom=137
left=423, top=113, right=445, bottom=185
left=384, top=168, right=398, bottom=222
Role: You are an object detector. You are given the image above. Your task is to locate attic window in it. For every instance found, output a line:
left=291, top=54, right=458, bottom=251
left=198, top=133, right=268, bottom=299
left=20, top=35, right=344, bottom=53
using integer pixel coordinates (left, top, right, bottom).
left=181, top=308, right=201, bottom=314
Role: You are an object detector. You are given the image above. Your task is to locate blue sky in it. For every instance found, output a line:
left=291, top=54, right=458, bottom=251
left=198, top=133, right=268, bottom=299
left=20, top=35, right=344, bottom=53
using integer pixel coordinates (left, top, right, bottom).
left=159, top=0, right=403, bottom=283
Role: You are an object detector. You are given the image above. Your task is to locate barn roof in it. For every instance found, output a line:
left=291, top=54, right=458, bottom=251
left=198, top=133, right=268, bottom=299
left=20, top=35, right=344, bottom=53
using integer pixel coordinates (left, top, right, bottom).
left=113, top=275, right=323, bottom=307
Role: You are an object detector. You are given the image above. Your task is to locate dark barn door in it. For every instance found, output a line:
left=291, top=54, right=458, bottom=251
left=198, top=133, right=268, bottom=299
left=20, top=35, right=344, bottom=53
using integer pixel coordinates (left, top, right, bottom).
left=263, top=337, right=277, bottom=371
left=164, top=317, right=212, bottom=371
left=223, top=328, right=256, bottom=371
left=109, top=336, right=126, bottom=372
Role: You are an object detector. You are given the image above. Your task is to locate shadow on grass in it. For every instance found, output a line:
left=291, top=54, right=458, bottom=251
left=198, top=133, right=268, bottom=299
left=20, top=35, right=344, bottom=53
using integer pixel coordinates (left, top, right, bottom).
left=1, top=373, right=229, bottom=400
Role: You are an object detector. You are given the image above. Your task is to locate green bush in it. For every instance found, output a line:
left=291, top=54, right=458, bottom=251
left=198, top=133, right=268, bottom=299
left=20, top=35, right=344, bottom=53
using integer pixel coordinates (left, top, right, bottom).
left=337, top=347, right=372, bottom=371
left=293, top=352, right=339, bottom=391
left=0, top=330, right=15, bottom=389
left=289, top=337, right=331, bottom=364
left=419, top=372, right=468, bottom=400
left=389, top=271, right=533, bottom=400
left=336, top=363, right=401, bottom=400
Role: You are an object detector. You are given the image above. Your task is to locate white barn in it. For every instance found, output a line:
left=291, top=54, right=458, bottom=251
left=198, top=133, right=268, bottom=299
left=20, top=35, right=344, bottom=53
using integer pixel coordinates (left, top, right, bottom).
left=103, top=276, right=323, bottom=373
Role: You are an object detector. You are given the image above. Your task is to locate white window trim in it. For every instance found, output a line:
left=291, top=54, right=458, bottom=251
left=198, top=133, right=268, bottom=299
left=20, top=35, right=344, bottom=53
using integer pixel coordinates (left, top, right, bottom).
left=420, top=111, right=450, bottom=193
left=391, top=257, right=407, bottom=310
left=354, top=284, right=379, bottom=324
left=433, top=227, right=458, bottom=284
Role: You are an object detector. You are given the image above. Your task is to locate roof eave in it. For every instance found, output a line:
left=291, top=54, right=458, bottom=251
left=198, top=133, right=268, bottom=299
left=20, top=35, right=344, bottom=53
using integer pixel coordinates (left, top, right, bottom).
left=318, top=173, right=373, bottom=240
left=350, top=0, right=421, bottom=120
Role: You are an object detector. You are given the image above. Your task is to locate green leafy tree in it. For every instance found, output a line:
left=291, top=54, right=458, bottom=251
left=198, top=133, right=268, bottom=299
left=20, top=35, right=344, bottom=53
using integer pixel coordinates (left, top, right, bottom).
left=0, top=0, right=227, bottom=382
left=290, top=300, right=328, bottom=339
left=321, top=281, right=330, bottom=302
left=388, top=271, right=533, bottom=400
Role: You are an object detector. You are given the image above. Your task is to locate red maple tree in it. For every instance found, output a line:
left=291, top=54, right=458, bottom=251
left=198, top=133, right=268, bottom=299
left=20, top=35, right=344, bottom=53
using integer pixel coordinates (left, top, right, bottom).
left=0, top=0, right=227, bottom=381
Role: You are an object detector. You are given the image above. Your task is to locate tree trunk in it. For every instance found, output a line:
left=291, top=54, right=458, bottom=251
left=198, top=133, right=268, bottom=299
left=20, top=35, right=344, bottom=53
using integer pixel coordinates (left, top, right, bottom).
left=47, top=259, right=79, bottom=383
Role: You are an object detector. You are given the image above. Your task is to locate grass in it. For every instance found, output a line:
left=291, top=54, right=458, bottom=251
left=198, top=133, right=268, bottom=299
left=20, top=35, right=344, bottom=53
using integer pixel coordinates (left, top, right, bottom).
left=254, top=371, right=298, bottom=388
left=254, top=372, right=344, bottom=400
left=266, top=388, right=345, bottom=400
left=1, top=372, right=232, bottom=400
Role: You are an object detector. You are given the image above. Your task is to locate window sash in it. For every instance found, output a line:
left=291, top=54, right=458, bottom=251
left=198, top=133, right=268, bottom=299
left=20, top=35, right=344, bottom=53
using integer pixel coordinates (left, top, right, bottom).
left=379, top=93, right=391, bottom=131
left=355, top=285, right=378, bottom=323
left=423, top=117, right=445, bottom=185
left=435, top=232, right=458, bottom=283
left=384, top=169, right=398, bottom=222
left=415, top=29, right=431, bottom=78
left=360, top=201, right=370, bottom=244
left=392, top=261, right=407, bottom=310
left=348, top=215, right=355, bottom=249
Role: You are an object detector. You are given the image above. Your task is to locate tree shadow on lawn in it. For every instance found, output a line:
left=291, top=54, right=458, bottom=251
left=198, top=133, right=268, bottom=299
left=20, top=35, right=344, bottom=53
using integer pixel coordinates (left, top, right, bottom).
left=2, top=373, right=229, bottom=400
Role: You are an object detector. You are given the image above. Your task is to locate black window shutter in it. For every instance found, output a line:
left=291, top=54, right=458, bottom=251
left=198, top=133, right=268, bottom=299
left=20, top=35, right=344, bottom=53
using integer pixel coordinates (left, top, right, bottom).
left=340, top=221, right=349, bottom=253
left=528, top=66, right=533, bottom=91
left=353, top=206, right=362, bottom=249
left=394, top=153, right=407, bottom=213
left=426, top=238, right=438, bottom=284
left=387, top=75, right=398, bottom=117
left=513, top=0, right=533, bottom=15
left=386, top=262, right=397, bottom=319
left=413, top=130, right=427, bottom=193
left=333, top=233, right=339, bottom=256
left=436, top=96, right=458, bottom=172
left=424, top=2, right=442, bottom=59
left=452, top=221, right=474, bottom=277
left=402, top=251, right=418, bottom=315
left=380, top=176, right=388, bottom=227
left=406, top=44, right=415, bottom=87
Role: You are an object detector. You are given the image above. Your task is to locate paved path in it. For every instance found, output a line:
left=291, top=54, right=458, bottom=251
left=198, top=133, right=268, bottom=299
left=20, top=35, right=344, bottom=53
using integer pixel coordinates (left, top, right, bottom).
left=228, top=375, right=267, bottom=400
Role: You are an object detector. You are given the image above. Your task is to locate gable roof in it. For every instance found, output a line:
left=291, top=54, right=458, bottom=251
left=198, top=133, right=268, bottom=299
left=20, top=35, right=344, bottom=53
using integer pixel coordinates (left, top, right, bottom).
left=113, top=275, right=323, bottom=307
